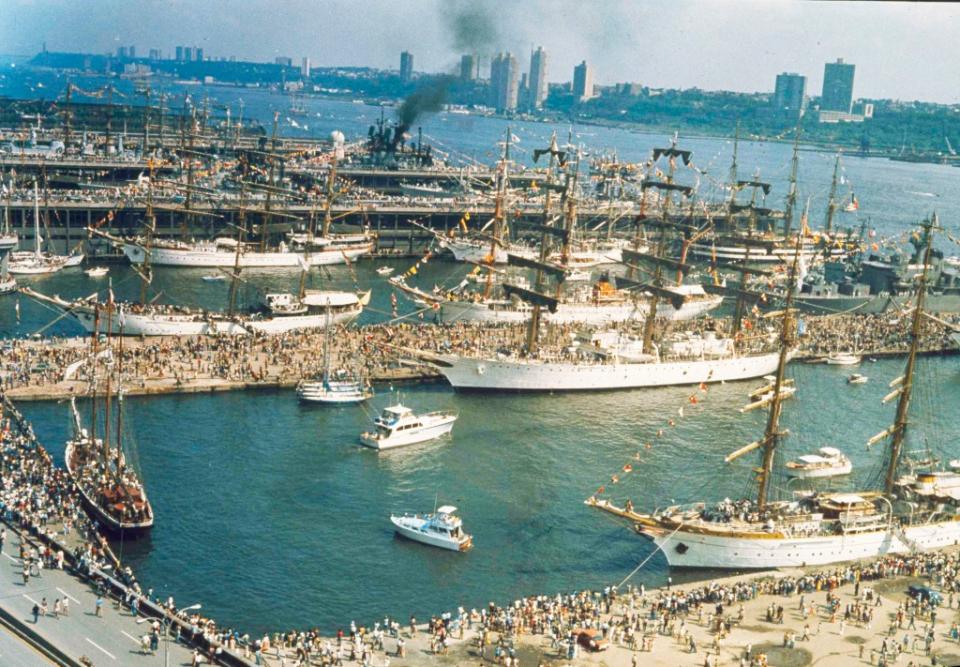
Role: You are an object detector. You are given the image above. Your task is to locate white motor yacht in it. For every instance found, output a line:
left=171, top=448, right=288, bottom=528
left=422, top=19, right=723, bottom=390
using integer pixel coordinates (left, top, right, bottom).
left=848, top=373, right=869, bottom=385
left=390, top=505, right=473, bottom=551
left=785, top=447, right=853, bottom=479
left=826, top=353, right=861, bottom=365
left=360, top=403, right=457, bottom=450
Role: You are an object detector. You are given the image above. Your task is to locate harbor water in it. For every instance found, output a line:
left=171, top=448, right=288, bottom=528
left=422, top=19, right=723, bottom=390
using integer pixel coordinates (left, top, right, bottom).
left=3, top=70, right=960, bottom=636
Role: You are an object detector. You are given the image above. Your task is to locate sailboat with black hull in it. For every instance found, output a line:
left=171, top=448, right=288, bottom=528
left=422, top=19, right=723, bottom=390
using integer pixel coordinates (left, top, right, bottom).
left=65, top=306, right=154, bottom=534
left=590, top=215, right=960, bottom=568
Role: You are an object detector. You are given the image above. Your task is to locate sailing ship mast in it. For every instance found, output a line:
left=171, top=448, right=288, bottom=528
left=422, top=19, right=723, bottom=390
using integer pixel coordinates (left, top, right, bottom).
left=782, top=129, right=801, bottom=238
left=524, top=133, right=562, bottom=354
left=882, top=216, right=936, bottom=495
left=138, top=161, right=157, bottom=305
left=483, top=128, right=512, bottom=300
left=259, top=112, right=281, bottom=252
left=756, top=236, right=802, bottom=509
left=227, top=157, right=248, bottom=316
left=824, top=154, right=840, bottom=234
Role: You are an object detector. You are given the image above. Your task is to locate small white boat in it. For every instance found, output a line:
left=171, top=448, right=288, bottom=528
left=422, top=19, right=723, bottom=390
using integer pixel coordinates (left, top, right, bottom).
left=202, top=273, right=226, bottom=282
left=847, top=373, right=868, bottom=385
left=825, top=352, right=861, bottom=365
left=0, top=276, right=15, bottom=295
left=785, top=447, right=853, bottom=479
left=565, top=268, right=592, bottom=282
left=84, top=266, right=109, bottom=278
left=390, top=505, right=473, bottom=551
left=360, top=403, right=457, bottom=450
left=298, top=373, right=373, bottom=404
left=376, top=266, right=395, bottom=276
left=949, top=459, right=960, bottom=472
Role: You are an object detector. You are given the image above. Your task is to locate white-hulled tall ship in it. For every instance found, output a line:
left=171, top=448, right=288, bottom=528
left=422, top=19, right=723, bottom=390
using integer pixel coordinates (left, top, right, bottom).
left=66, top=311, right=153, bottom=534
left=416, top=137, right=776, bottom=393
left=25, top=159, right=368, bottom=335
left=590, top=216, right=960, bottom=569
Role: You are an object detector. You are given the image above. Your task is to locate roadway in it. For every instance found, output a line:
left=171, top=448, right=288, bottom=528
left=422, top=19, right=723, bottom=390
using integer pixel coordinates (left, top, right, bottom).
left=0, top=527, right=199, bottom=666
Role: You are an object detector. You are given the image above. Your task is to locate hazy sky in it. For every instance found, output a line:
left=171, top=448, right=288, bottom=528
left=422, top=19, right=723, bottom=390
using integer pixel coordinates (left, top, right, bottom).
left=3, top=0, right=958, bottom=103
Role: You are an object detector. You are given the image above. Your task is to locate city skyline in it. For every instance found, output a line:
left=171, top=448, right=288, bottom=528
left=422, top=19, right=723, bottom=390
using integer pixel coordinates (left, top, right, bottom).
left=2, top=0, right=959, bottom=104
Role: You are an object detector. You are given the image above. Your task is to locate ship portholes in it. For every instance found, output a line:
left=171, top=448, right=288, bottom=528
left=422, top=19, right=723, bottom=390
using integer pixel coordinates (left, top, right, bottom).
left=675, top=543, right=689, bottom=554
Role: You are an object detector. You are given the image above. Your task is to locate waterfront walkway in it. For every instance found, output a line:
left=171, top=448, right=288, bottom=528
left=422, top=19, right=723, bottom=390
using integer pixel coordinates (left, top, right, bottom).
left=253, top=551, right=960, bottom=667
left=2, top=313, right=958, bottom=403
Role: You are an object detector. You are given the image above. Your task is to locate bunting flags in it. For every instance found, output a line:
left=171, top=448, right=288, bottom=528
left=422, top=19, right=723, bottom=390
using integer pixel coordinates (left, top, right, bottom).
left=591, top=376, right=715, bottom=499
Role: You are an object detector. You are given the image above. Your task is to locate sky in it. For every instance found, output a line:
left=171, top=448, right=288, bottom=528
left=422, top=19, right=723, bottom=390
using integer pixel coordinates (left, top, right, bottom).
left=2, top=0, right=959, bottom=104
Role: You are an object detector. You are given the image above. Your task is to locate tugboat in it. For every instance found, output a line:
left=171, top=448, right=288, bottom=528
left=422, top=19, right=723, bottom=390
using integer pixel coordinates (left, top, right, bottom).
left=390, top=505, right=473, bottom=551
left=360, top=402, right=457, bottom=450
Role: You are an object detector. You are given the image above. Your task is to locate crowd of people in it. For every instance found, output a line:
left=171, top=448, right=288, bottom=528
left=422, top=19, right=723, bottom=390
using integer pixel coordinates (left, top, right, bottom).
left=1, top=311, right=958, bottom=396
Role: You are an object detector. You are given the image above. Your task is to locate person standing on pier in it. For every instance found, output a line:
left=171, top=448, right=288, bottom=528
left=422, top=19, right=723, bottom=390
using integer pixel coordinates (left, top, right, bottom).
left=0, top=527, right=6, bottom=553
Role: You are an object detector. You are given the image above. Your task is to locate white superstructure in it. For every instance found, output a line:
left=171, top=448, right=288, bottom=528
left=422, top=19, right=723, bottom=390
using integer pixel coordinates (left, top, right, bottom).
left=390, top=505, right=473, bottom=551
left=784, top=447, right=853, bottom=479
left=437, top=284, right=722, bottom=325
left=360, top=403, right=457, bottom=450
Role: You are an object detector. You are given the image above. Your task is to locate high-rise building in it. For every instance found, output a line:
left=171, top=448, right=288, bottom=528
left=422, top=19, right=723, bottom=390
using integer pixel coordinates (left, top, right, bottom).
left=460, top=54, right=476, bottom=81
left=400, top=51, right=414, bottom=82
left=175, top=46, right=184, bottom=62
left=275, top=56, right=293, bottom=67
left=195, top=47, right=203, bottom=62
left=117, top=46, right=128, bottom=59
left=772, top=72, right=807, bottom=121
left=184, top=46, right=194, bottom=62
left=489, top=52, right=519, bottom=112
left=573, top=60, right=594, bottom=102
left=821, top=58, right=855, bottom=113
left=128, top=46, right=136, bottom=59
left=527, top=47, right=548, bottom=110
left=301, top=57, right=311, bottom=78
left=149, top=48, right=161, bottom=61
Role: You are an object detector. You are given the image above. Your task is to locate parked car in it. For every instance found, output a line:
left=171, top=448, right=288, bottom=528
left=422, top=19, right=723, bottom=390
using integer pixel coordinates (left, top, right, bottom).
left=576, top=629, right=609, bottom=652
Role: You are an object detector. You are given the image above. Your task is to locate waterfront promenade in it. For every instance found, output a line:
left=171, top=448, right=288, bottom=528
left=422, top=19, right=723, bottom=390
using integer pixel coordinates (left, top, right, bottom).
left=242, top=550, right=960, bottom=667
left=2, top=313, right=958, bottom=402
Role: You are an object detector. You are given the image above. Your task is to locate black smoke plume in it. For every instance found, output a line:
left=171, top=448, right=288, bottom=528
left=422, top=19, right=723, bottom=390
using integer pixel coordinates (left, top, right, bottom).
left=442, top=2, right=500, bottom=53
left=396, top=75, right=454, bottom=137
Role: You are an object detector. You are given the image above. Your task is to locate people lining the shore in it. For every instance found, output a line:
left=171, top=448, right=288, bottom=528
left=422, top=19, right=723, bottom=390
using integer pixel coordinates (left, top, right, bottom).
left=2, top=312, right=958, bottom=396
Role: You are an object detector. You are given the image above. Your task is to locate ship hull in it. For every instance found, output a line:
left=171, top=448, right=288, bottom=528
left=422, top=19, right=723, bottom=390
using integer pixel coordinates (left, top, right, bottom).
left=65, top=440, right=153, bottom=535
left=440, top=296, right=722, bottom=325
left=67, top=304, right=361, bottom=336
left=434, top=351, right=782, bottom=392
left=123, top=242, right=372, bottom=268
left=689, top=243, right=847, bottom=264
left=644, top=519, right=960, bottom=569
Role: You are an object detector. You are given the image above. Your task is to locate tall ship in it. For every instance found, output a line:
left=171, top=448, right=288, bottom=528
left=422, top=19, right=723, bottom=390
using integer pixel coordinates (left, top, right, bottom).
left=687, top=138, right=857, bottom=268
left=416, top=137, right=779, bottom=393
left=590, top=216, right=960, bottom=569
left=394, top=135, right=721, bottom=327
left=120, top=120, right=374, bottom=269
left=26, top=160, right=367, bottom=336
left=65, top=312, right=153, bottom=534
